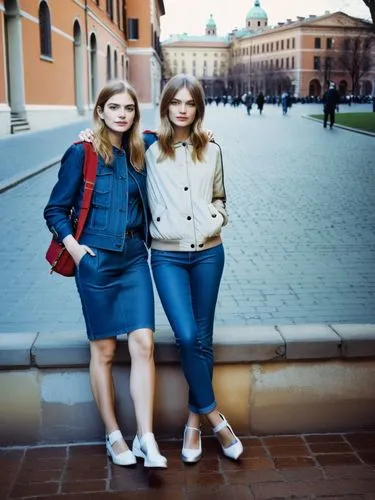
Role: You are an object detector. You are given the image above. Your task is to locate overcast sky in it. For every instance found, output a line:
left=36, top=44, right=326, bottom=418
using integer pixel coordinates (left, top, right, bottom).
left=160, top=0, right=371, bottom=39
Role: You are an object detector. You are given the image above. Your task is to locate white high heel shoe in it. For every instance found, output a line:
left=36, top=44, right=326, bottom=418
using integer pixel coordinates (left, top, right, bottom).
left=106, top=430, right=137, bottom=466
left=212, top=413, right=243, bottom=460
left=132, top=432, right=167, bottom=469
left=181, top=425, right=202, bottom=463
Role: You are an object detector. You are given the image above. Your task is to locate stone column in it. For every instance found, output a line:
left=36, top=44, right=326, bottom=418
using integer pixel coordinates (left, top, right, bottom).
left=5, top=9, right=27, bottom=118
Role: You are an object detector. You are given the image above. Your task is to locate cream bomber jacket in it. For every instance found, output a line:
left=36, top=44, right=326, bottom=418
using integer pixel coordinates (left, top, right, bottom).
left=144, top=133, right=228, bottom=252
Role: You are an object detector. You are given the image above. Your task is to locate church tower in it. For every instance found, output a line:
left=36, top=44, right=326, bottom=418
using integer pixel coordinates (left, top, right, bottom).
left=246, top=0, right=268, bottom=30
left=206, top=14, right=217, bottom=36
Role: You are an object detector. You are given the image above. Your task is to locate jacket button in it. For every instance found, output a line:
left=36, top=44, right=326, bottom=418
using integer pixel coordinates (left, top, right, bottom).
left=212, top=214, right=217, bottom=218
left=190, top=244, right=195, bottom=248
left=187, top=216, right=191, bottom=220
left=182, top=142, right=186, bottom=147
left=156, top=217, right=161, bottom=222
left=198, top=244, right=204, bottom=248
left=184, top=186, right=188, bottom=191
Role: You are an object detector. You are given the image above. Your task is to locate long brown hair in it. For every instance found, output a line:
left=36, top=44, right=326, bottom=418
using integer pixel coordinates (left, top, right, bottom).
left=157, top=74, right=209, bottom=162
left=93, top=80, right=145, bottom=170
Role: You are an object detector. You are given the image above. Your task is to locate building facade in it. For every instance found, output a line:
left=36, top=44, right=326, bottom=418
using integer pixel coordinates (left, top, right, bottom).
left=162, top=1, right=375, bottom=99
left=0, top=0, right=164, bottom=136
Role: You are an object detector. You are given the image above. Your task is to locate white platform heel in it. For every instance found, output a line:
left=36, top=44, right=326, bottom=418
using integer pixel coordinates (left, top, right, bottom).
left=132, top=432, right=167, bottom=469
left=181, top=425, right=202, bottom=463
left=106, top=430, right=137, bottom=466
left=213, top=413, right=243, bottom=460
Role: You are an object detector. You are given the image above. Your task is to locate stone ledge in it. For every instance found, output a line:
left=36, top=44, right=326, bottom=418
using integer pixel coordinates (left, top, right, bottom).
left=1, top=324, right=375, bottom=369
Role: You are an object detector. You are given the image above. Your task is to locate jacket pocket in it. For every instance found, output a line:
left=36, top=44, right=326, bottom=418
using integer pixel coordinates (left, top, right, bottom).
left=92, top=169, right=112, bottom=208
left=150, top=204, right=184, bottom=241
left=197, top=203, right=224, bottom=239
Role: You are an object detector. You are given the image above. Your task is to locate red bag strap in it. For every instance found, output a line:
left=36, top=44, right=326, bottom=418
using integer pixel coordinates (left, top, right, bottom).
left=75, top=142, right=98, bottom=239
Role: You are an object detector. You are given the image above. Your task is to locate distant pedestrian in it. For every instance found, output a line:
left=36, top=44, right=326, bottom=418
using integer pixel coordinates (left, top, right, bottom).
left=322, top=82, right=340, bottom=129
left=243, top=92, right=253, bottom=115
left=281, top=92, right=289, bottom=115
left=256, top=92, right=265, bottom=114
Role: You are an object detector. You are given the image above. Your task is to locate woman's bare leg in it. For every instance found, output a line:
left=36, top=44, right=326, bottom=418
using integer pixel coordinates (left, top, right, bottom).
left=89, top=337, right=129, bottom=454
left=128, top=328, right=155, bottom=436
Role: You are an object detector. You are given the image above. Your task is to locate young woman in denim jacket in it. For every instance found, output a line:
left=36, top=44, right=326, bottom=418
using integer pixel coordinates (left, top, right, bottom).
left=144, top=74, right=243, bottom=463
left=44, top=81, right=166, bottom=469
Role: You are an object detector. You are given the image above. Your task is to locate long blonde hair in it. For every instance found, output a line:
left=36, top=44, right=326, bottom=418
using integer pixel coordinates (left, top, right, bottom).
left=93, top=80, right=145, bottom=171
left=157, top=74, right=209, bottom=163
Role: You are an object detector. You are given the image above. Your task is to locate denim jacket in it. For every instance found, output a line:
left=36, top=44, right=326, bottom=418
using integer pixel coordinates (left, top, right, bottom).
left=44, top=143, right=150, bottom=251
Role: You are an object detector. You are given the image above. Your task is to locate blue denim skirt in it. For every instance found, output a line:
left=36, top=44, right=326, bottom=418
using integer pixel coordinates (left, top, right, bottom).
left=75, top=235, right=154, bottom=340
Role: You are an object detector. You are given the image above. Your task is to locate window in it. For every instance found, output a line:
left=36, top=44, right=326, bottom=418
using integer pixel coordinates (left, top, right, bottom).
left=262, top=43, right=265, bottom=52
left=287, top=39, right=290, bottom=49
left=116, top=0, right=121, bottom=28
left=327, top=38, right=333, bottom=49
left=257, top=20, right=261, bottom=27
left=266, top=43, right=269, bottom=52
left=271, top=42, right=273, bottom=51
left=314, top=37, right=321, bottom=49
left=257, top=45, right=259, bottom=54
left=281, top=40, right=284, bottom=50
left=280, top=58, right=284, bottom=68
left=286, top=57, right=289, bottom=69
left=291, top=56, right=295, bottom=69
left=192, top=60, right=196, bottom=67
left=276, top=41, right=279, bottom=51
left=114, top=50, right=118, bottom=78
left=292, top=38, right=295, bottom=48
left=106, top=0, right=113, bottom=21
left=270, top=59, right=273, bottom=68
left=314, top=56, right=321, bottom=70
left=276, top=59, right=279, bottom=69
left=344, top=38, right=350, bottom=50
left=214, top=60, right=218, bottom=67
left=128, top=18, right=139, bottom=39
left=39, top=1, right=52, bottom=58
left=106, top=45, right=111, bottom=80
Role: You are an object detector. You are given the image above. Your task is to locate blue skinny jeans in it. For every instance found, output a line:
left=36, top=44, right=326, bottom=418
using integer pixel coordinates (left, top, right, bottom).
left=151, top=244, right=224, bottom=414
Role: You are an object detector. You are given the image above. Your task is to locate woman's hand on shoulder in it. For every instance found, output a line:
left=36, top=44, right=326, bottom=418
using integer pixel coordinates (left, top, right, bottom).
left=205, top=129, right=215, bottom=141
left=79, top=128, right=94, bottom=143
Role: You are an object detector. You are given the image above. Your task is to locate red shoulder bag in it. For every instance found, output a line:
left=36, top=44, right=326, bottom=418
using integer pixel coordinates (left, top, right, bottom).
left=45, top=142, right=98, bottom=277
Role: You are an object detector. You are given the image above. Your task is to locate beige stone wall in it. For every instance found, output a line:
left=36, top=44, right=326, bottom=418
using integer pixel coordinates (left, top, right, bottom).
left=163, top=44, right=229, bottom=80
left=1, top=359, right=374, bottom=446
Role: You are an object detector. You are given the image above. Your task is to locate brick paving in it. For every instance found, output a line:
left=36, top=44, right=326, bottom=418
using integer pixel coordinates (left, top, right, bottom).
left=1, top=432, right=375, bottom=499
left=1, top=103, right=374, bottom=333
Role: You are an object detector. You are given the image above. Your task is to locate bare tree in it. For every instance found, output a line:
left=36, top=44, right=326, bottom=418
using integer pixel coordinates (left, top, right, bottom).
left=337, top=35, right=373, bottom=94
left=362, top=0, right=375, bottom=24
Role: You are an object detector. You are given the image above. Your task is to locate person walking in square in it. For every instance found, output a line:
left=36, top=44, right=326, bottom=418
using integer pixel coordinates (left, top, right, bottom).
left=322, top=82, right=340, bottom=129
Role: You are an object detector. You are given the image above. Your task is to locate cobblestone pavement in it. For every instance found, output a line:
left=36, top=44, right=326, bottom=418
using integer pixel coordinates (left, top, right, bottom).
left=0, top=104, right=374, bottom=333
left=1, top=432, right=375, bottom=499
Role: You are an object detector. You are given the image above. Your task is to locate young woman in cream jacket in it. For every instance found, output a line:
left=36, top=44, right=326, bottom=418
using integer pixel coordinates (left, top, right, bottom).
left=145, top=74, right=243, bottom=463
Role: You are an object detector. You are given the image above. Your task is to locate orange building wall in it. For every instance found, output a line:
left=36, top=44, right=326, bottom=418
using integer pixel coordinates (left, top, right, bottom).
left=0, top=9, right=6, bottom=103
left=19, top=0, right=128, bottom=105
left=126, top=0, right=151, bottom=47
left=128, top=54, right=151, bottom=102
left=22, top=2, right=84, bottom=105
